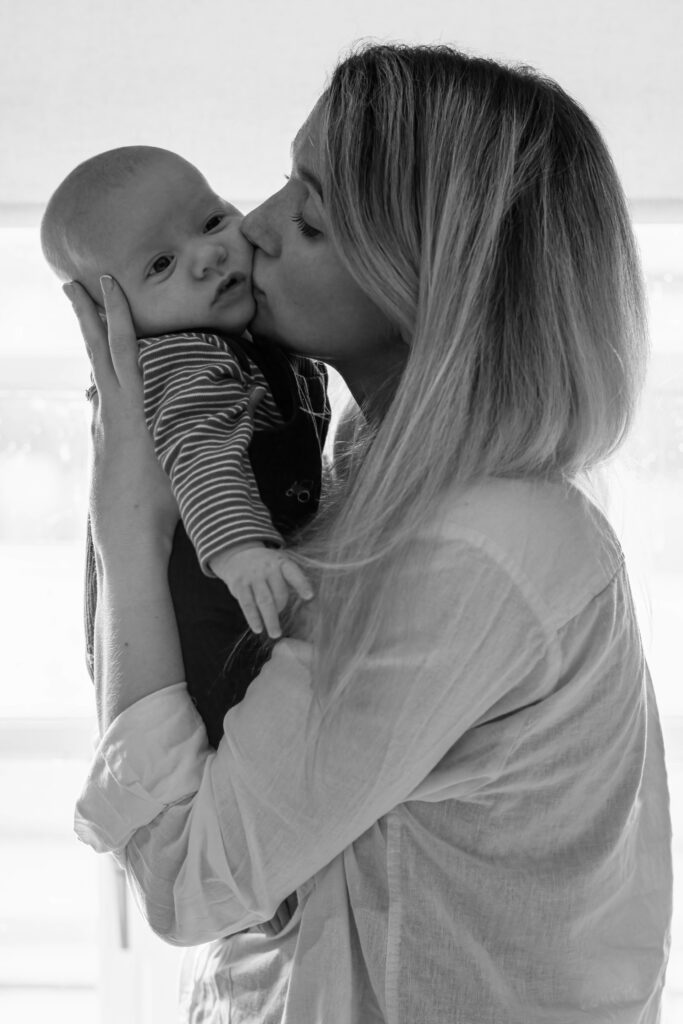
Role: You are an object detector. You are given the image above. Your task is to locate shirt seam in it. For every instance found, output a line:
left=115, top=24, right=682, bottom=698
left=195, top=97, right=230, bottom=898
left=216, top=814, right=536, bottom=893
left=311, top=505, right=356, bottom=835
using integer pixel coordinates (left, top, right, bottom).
left=435, top=522, right=624, bottom=639
left=385, top=810, right=402, bottom=1024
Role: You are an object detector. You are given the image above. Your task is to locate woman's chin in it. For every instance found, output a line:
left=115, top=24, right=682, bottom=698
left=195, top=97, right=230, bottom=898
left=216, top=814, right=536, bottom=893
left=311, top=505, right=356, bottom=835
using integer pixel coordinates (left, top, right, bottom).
left=248, top=303, right=313, bottom=357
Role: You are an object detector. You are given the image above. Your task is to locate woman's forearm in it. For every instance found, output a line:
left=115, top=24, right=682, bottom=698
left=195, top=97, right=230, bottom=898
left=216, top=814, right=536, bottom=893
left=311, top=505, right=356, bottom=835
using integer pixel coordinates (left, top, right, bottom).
left=94, top=536, right=185, bottom=733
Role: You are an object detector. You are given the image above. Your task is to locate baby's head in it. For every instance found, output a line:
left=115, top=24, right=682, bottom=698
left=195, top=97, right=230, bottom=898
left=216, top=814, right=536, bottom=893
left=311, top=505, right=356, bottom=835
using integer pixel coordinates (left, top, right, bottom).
left=41, top=146, right=255, bottom=337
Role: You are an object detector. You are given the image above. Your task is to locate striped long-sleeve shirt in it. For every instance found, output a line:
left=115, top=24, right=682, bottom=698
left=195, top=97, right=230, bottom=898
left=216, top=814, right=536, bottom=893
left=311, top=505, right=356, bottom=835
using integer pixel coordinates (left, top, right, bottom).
left=138, top=331, right=287, bottom=575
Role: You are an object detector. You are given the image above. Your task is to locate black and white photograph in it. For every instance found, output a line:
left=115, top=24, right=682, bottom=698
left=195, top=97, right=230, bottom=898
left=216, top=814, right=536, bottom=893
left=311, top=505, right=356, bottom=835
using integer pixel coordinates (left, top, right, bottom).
left=1, top=1, right=681, bottom=1021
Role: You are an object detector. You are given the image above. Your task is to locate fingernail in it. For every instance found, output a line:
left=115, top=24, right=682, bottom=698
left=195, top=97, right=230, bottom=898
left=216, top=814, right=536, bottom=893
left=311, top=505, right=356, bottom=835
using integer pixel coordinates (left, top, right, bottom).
left=100, top=275, right=114, bottom=294
left=304, top=590, right=314, bottom=600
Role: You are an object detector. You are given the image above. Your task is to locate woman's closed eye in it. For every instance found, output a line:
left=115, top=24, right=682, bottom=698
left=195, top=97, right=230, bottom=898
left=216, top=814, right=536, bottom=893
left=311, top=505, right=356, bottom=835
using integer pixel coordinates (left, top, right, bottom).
left=291, top=213, right=322, bottom=239
left=283, top=174, right=323, bottom=239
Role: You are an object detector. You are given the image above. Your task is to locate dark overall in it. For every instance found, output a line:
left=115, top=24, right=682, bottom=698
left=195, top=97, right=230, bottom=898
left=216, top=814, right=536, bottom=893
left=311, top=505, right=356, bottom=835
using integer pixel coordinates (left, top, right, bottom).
left=84, top=332, right=330, bottom=748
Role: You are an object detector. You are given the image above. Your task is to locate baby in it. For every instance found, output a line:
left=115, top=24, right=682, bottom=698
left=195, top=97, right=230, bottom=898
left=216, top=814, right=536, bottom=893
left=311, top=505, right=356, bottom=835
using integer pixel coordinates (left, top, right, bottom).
left=41, top=146, right=330, bottom=745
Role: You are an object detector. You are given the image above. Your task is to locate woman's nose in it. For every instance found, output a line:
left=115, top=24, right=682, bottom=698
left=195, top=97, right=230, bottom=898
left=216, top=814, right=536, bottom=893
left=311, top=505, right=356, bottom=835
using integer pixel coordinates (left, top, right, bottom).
left=241, top=193, right=283, bottom=257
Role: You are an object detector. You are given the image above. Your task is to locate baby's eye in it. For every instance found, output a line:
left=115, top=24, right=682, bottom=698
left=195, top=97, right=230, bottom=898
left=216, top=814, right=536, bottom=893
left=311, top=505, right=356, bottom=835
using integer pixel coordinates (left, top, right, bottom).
left=148, top=255, right=174, bottom=276
left=204, top=213, right=227, bottom=232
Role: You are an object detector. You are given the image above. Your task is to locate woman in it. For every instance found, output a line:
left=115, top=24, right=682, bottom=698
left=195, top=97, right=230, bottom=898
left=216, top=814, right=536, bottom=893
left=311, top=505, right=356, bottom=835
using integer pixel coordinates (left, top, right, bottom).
left=67, top=44, right=672, bottom=1024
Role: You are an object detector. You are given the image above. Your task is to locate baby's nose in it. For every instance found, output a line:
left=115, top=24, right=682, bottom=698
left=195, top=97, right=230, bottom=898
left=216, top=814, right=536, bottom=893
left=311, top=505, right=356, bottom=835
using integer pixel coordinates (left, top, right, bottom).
left=194, top=240, right=228, bottom=277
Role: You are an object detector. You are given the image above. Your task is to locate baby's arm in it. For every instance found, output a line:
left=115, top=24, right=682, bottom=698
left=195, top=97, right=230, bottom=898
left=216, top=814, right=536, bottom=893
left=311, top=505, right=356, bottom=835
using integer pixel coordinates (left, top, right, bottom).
left=138, top=331, right=287, bottom=580
left=210, top=542, right=313, bottom=638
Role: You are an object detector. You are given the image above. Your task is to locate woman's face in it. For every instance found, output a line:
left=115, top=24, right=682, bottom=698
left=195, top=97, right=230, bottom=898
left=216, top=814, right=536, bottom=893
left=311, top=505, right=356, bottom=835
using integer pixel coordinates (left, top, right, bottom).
left=240, top=108, right=401, bottom=385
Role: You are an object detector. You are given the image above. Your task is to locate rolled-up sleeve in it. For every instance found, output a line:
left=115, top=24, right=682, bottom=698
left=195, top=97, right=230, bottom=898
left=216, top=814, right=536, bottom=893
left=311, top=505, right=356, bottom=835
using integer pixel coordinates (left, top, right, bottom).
left=74, top=684, right=210, bottom=853
left=74, top=535, right=554, bottom=945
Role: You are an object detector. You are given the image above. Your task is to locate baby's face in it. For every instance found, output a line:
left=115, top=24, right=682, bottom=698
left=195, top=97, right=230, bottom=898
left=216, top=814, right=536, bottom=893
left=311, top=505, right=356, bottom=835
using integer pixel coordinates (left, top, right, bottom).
left=77, top=155, right=255, bottom=338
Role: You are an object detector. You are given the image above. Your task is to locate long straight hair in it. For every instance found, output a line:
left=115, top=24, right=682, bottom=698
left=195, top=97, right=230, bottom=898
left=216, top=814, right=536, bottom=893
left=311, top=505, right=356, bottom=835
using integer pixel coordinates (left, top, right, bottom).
left=281, top=43, right=648, bottom=715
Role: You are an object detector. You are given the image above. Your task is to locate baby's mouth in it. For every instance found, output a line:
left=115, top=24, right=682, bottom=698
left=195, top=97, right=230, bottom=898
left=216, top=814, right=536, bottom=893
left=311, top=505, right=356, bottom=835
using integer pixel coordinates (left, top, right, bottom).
left=213, top=272, right=247, bottom=302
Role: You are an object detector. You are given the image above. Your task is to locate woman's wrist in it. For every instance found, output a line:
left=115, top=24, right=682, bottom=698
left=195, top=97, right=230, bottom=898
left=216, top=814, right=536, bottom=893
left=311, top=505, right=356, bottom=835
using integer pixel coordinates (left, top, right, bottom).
left=98, top=548, right=172, bottom=602
left=94, top=530, right=174, bottom=621
left=94, top=539, right=184, bottom=732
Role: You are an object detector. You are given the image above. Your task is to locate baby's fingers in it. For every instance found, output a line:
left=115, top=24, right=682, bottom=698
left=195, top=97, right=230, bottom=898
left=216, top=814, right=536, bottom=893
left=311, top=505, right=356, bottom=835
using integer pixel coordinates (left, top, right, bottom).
left=280, top=559, right=314, bottom=601
left=266, top=567, right=289, bottom=613
left=234, top=586, right=264, bottom=636
left=252, top=582, right=282, bottom=639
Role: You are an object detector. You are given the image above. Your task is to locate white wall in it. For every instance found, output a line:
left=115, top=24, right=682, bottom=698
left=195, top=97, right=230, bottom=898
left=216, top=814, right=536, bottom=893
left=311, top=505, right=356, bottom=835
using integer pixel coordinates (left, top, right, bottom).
left=2, top=0, right=682, bottom=204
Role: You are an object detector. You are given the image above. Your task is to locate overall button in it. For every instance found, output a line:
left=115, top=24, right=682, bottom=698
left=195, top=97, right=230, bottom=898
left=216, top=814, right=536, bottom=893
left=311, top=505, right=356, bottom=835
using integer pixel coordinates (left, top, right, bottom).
left=285, top=480, right=314, bottom=503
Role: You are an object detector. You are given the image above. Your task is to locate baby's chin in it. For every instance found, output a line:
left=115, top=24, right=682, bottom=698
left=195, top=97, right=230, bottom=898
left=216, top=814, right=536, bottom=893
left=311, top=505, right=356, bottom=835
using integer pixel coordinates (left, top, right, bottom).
left=140, top=300, right=256, bottom=339
left=133, top=315, right=252, bottom=340
left=204, top=315, right=252, bottom=336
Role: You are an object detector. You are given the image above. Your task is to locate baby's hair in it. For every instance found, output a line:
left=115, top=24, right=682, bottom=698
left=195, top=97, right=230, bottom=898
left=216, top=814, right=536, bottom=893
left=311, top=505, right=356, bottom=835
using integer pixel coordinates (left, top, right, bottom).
left=40, top=145, right=181, bottom=283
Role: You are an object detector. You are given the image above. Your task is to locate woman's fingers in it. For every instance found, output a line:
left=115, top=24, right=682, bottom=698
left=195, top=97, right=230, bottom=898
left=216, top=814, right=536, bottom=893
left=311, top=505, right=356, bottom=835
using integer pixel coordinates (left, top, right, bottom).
left=99, top=276, right=142, bottom=395
left=63, top=280, right=115, bottom=393
left=63, top=276, right=140, bottom=397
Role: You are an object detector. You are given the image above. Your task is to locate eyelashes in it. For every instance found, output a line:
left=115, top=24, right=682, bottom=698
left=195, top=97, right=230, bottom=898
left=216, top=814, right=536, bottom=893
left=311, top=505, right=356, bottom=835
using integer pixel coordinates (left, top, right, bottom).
left=145, top=211, right=229, bottom=277
left=290, top=213, right=321, bottom=239
left=204, top=213, right=227, bottom=231
left=284, top=175, right=323, bottom=239
left=149, top=255, right=174, bottom=276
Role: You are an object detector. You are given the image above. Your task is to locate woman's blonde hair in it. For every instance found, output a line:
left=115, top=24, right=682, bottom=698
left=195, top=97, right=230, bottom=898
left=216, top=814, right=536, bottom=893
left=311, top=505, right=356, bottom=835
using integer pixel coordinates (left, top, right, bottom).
left=281, top=42, right=648, bottom=713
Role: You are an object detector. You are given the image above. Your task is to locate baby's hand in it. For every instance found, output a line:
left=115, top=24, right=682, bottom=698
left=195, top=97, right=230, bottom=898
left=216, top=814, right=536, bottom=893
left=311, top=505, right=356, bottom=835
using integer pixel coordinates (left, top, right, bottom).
left=209, top=543, right=313, bottom=639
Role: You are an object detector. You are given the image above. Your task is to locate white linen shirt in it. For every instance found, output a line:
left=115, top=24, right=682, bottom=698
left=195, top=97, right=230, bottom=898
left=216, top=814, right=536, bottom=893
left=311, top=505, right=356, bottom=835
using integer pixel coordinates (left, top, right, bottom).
left=74, top=477, right=673, bottom=1023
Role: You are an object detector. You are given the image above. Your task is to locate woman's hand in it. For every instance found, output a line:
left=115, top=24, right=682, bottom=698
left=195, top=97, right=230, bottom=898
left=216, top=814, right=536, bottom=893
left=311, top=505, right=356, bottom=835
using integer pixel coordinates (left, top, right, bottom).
left=65, top=275, right=186, bottom=730
left=64, top=275, right=179, bottom=557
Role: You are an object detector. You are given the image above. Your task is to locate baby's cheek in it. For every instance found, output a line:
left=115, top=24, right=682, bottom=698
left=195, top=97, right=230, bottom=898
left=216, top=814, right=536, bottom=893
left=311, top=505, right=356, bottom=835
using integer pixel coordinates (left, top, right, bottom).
left=132, top=291, right=181, bottom=337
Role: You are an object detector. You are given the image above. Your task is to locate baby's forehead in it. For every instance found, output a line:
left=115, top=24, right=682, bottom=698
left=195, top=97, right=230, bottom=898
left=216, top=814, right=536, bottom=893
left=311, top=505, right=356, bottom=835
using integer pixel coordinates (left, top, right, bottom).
left=93, top=160, right=218, bottom=251
left=107, top=156, right=210, bottom=209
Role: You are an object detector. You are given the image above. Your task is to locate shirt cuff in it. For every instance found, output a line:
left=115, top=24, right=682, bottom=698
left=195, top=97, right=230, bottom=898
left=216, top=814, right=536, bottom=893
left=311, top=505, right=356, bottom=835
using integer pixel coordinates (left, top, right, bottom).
left=74, top=683, right=211, bottom=853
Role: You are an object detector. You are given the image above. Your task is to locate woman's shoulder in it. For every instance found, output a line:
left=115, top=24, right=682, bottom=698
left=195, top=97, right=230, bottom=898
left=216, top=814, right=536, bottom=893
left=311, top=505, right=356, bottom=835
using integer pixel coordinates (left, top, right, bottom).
left=429, top=476, right=625, bottom=633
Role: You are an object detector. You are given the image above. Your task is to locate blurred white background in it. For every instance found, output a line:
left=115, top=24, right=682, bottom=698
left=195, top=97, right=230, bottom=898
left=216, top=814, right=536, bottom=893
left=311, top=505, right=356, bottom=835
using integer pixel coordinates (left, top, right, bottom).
left=1, top=1, right=682, bottom=1021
